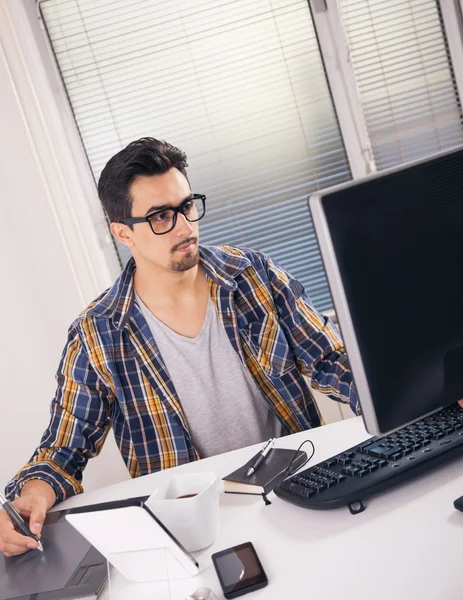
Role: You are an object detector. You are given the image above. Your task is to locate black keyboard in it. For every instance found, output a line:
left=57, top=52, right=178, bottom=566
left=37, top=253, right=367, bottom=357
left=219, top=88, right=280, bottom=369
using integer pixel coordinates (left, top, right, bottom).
left=274, top=404, right=463, bottom=513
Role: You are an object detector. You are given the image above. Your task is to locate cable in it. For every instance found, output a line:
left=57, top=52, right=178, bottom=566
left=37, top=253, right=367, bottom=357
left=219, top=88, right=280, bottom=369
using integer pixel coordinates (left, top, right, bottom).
left=283, top=439, right=315, bottom=479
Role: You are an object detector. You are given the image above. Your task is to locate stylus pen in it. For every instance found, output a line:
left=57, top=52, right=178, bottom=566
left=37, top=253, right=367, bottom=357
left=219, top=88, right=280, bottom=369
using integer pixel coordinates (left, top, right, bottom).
left=246, top=438, right=275, bottom=477
left=0, top=493, right=43, bottom=552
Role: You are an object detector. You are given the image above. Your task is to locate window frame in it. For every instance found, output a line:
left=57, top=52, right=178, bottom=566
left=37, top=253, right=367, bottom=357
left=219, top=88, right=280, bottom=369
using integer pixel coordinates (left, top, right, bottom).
left=308, top=0, right=377, bottom=179
left=439, top=0, right=463, bottom=108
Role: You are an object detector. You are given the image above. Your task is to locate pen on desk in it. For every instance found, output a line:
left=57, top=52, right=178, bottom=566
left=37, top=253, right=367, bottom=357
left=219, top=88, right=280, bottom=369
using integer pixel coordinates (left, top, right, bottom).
left=0, top=493, right=43, bottom=552
left=246, top=438, right=275, bottom=477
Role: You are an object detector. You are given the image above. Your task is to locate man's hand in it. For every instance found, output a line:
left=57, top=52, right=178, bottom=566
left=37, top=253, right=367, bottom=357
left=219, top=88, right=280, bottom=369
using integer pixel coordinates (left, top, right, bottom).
left=0, top=480, right=56, bottom=557
left=459, top=400, right=463, bottom=409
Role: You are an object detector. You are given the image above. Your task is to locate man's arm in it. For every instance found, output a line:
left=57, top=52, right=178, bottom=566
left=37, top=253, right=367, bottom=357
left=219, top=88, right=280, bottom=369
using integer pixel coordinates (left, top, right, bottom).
left=2, top=323, right=114, bottom=555
left=264, top=255, right=360, bottom=415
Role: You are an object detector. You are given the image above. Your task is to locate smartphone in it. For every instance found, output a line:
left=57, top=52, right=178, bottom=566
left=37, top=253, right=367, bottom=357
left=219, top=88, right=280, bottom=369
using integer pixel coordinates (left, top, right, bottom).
left=211, top=541, right=268, bottom=599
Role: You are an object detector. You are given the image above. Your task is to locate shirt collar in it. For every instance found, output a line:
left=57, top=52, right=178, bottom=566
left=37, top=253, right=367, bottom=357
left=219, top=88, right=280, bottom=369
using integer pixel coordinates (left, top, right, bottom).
left=199, top=245, right=250, bottom=290
left=87, top=245, right=251, bottom=330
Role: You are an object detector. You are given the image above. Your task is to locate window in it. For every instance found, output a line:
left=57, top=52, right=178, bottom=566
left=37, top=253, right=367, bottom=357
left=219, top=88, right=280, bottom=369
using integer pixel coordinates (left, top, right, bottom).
left=39, top=0, right=354, bottom=311
left=39, top=0, right=463, bottom=312
left=338, top=0, right=463, bottom=169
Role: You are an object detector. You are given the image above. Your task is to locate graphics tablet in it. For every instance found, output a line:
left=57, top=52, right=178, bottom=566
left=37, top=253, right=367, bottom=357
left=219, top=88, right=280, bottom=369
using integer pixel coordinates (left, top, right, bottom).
left=0, top=506, right=106, bottom=600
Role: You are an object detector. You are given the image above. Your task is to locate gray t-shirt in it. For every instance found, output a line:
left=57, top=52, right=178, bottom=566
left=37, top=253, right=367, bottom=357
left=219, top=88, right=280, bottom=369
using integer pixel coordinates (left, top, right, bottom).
left=136, top=294, right=283, bottom=458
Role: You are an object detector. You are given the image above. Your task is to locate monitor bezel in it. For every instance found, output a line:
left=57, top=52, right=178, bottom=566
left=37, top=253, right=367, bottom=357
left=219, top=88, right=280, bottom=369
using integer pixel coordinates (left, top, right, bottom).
left=310, top=190, right=380, bottom=434
left=308, top=148, right=462, bottom=434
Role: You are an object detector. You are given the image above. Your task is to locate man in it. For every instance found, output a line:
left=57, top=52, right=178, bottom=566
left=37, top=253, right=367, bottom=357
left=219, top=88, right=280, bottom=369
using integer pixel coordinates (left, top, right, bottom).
left=0, top=137, right=359, bottom=557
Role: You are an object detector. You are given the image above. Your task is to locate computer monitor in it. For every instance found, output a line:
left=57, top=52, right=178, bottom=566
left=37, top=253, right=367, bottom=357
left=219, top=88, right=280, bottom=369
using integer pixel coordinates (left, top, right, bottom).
left=309, top=146, right=463, bottom=436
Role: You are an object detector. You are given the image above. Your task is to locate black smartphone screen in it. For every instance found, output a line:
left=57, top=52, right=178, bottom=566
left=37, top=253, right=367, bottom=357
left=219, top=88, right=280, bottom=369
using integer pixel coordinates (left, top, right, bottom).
left=212, top=542, right=268, bottom=598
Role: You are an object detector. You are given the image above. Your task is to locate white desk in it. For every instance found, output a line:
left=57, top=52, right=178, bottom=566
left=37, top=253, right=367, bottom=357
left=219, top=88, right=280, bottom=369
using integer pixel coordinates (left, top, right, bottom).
left=56, top=417, right=463, bottom=600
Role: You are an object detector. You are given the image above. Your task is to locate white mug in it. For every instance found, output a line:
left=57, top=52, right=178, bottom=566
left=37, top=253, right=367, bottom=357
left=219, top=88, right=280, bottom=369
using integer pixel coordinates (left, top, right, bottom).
left=146, top=472, right=220, bottom=552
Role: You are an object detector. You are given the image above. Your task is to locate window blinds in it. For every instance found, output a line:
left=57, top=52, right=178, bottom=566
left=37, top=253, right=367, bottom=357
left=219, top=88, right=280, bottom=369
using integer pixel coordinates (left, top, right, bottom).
left=338, top=0, right=463, bottom=169
left=39, top=0, right=352, bottom=312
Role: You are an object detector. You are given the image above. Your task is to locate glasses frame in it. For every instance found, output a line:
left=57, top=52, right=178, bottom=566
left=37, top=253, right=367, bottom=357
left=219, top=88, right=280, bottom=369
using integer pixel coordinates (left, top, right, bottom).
left=117, top=193, right=206, bottom=235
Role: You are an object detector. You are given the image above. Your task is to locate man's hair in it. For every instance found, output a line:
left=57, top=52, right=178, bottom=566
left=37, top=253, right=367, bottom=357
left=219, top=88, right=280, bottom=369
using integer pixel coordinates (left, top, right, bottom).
left=97, top=137, right=188, bottom=223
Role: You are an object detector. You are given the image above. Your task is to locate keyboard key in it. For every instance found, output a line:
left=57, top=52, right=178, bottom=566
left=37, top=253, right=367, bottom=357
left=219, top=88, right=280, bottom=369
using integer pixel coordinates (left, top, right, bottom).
left=361, top=442, right=381, bottom=453
left=298, top=478, right=312, bottom=487
left=301, top=488, right=316, bottom=498
left=355, top=470, right=369, bottom=477
left=323, top=480, right=336, bottom=488
left=358, top=462, right=371, bottom=469
left=308, top=476, right=324, bottom=485
left=366, top=444, right=390, bottom=458
left=359, top=442, right=374, bottom=453
left=308, top=482, right=326, bottom=492
left=324, top=470, right=339, bottom=478
left=342, top=466, right=360, bottom=477
left=291, top=484, right=306, bottom=496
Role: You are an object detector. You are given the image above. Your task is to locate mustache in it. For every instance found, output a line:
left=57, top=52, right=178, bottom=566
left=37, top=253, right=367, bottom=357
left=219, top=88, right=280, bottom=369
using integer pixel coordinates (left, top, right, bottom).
left=171, top=237, right=198, bottom=252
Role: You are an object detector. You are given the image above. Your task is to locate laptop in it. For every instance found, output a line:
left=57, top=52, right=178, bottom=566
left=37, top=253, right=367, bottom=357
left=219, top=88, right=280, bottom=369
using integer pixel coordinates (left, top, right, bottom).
left=0, top=507, right=107, bottom=600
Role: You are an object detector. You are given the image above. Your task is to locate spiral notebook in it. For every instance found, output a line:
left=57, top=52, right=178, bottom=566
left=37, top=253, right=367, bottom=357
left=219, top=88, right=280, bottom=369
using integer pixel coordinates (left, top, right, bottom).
left=222, top=448, right=307, bottom=496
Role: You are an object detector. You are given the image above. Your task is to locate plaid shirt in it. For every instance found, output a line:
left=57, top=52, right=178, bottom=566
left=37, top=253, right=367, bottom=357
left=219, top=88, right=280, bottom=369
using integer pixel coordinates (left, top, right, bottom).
left=6, top=246, right=359, bottom=503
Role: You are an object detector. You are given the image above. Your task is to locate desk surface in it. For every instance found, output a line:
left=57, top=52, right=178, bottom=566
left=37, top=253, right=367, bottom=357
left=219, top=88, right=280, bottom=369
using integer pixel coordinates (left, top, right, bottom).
left=57, top=417, right=463, bottom=600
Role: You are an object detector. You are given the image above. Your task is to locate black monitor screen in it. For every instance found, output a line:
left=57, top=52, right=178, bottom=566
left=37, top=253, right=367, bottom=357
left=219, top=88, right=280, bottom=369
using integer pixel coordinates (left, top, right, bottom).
left=319, top=148, right=463, bottom=432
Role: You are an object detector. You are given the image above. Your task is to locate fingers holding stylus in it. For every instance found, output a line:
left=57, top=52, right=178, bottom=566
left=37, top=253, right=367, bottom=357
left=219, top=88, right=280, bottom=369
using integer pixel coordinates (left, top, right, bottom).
left=0, top=510, right=38, bottom=557
left=16, top=495, right=47, bottom=537
left=0, top=496, right=46, bottom=557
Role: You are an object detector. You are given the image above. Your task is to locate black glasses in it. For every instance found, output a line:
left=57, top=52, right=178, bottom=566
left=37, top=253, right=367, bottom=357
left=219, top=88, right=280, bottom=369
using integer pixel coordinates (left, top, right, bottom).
left=117, top=193, right=206, bottom=235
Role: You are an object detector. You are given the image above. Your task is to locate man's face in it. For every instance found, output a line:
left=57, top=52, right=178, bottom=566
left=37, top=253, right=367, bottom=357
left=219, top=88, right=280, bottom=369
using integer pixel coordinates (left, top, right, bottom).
left=113, top=167, right=200, bottom=273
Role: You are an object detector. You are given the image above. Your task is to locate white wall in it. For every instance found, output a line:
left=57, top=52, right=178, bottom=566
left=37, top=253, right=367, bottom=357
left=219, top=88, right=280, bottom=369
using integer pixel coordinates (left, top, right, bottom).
left=0, top=0, right=129, bottom=495
left=0, top=54, right=79, bottom=485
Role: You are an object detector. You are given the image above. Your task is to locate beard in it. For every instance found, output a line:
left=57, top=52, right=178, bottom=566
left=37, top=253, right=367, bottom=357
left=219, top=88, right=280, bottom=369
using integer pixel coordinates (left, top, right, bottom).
left=170, top=238, right=200, bottom=272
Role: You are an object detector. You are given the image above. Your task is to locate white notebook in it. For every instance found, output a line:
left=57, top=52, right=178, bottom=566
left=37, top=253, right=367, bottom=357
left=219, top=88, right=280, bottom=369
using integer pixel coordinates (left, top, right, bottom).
left=65, top=497, right=199, bottom=583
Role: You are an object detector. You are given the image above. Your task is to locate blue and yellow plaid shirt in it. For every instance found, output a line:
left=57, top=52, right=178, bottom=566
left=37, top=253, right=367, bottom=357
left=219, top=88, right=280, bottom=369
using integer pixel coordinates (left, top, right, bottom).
left=6, top=246, right=359, bottom=503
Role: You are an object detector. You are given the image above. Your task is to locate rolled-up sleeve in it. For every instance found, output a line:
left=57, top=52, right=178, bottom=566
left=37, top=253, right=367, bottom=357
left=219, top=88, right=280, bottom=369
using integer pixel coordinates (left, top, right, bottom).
left=265, top=256, right=360, bottom=416
left=5, top=325, right=114, bottom=504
